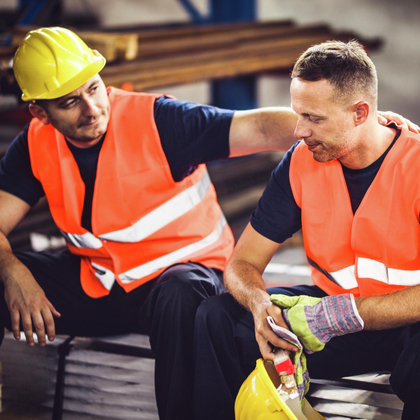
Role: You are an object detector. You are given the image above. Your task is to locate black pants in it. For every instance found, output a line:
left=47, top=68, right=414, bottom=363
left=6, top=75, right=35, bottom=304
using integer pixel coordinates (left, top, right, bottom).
left=0, top=250, right=226, bottom=420
left=193, top=285, right=420, bottom=420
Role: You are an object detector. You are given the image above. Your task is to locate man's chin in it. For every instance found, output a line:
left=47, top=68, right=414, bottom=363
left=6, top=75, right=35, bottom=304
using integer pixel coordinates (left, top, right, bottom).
left=82, top=127, right=106, bottom=142
left=312, top=153, right=330, bottom=163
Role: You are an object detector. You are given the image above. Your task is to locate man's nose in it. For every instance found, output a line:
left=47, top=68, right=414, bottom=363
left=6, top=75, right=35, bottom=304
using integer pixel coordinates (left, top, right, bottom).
left=82, top=97, right=99, bottom=117
left=294, top=119, right=311, bottom=140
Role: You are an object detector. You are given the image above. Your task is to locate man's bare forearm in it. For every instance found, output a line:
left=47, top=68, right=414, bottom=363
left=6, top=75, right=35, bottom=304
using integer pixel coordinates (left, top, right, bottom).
left=224, top=257, right=270, bottom=313
left=0, top=231, right=23, bottom=286
left=356, top=284, right=420, bottom=330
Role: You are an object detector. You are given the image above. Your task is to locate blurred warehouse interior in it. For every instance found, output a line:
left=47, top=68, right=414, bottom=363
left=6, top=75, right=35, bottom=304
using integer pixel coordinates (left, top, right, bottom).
left=1, top=0, right=419, bottom=252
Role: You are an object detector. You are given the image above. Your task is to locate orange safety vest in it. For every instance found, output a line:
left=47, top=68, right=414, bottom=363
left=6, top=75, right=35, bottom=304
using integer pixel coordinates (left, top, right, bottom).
left=28, top=87, right=234, bottom=297
left=289, top=128, right=420, bottom=297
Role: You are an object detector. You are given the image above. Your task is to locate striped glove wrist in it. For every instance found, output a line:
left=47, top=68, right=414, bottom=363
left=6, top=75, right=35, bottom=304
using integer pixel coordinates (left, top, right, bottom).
left=271, top=294, right=364, bottom=353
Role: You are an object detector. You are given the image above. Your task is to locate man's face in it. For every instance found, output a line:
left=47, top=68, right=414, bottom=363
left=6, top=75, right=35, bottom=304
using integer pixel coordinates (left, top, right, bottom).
left=290, top=78, right=357, bottom=165
left=42, top=75, right=110, bottom=148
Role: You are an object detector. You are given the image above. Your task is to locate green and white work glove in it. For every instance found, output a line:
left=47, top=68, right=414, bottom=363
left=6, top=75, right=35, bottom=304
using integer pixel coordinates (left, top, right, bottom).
left=270, top=294, right=364, bottom=353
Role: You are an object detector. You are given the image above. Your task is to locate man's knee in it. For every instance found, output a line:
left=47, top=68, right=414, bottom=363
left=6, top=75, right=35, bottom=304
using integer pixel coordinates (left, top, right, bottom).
left=195, top=293, right=253, bottom=351
left=154, top=263, right=223, bottom=302
left=146, top=263, right=224, bottom=323
left=196, top=293, right=236, bottom=327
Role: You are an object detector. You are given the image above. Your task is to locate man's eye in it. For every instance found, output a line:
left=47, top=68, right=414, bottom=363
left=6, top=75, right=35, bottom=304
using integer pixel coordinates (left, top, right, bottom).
left=63, top=100, right=76, bottom=108
left=309, top=116, right=321, bottom=122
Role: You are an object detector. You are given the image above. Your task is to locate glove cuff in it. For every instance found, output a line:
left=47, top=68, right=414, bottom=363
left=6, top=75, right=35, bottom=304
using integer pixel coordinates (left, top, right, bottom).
left=322, top=294, right=364, bottom=336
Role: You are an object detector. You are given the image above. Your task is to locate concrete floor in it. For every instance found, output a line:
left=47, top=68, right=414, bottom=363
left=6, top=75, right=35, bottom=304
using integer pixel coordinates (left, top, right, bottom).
left=0, top=243, right=403, bottom=420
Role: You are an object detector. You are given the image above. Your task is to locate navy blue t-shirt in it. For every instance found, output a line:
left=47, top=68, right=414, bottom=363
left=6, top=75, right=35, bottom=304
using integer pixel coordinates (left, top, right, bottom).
left=251, top=127, right=401, bottom=244
left=0, top=96, right=234, bottom=231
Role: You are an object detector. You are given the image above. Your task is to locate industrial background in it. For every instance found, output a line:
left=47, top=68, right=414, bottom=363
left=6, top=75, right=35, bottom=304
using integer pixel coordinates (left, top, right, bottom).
left=0, top=0, right=419, bottom=419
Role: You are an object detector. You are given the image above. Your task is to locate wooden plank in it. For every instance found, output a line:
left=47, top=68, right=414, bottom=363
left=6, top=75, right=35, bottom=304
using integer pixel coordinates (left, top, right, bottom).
left=99, top=31, right=376, bottom=90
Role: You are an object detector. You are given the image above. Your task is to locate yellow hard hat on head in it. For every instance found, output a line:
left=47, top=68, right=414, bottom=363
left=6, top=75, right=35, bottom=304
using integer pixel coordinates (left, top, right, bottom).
left=13, top=27, right=106, bottom=102
left=235, top=359, right=325, bottom=420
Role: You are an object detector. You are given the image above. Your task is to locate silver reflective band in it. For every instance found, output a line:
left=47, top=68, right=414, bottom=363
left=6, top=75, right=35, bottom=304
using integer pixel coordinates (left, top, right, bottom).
left=60, top=230, right=103, bottom=249
left=358, top=258, right=420, bottom=286
left=91, top=262, right=116, bottom=290
left=118, top=215, right=227, bottom=284
left=99, top=171, right=212, bottom=243
left=329, top=265, right=358, bottom=289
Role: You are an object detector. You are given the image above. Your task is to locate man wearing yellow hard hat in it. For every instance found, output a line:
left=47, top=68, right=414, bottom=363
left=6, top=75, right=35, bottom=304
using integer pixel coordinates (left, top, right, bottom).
left=0, top=27, right=413, bottom=420
left=193, top=40, right=420, bottom=420
left=1, top=26, right=302, bottom=420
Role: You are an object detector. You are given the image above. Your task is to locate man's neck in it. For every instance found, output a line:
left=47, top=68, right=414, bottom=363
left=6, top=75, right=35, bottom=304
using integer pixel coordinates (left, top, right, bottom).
left=340, top=121, right=397, bottom=170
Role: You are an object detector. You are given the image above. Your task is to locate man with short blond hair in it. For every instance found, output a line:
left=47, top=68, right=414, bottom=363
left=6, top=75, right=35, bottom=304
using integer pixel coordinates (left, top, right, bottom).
left=193, top=40, right=420, bottom=420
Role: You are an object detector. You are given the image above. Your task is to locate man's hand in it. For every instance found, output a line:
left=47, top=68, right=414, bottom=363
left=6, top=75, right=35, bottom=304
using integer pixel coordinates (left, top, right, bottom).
left=251, top=297, right=300, bottom=361
left=378, top=111, right=420, bottom=133
left=3, top=261, right=61, bottom=347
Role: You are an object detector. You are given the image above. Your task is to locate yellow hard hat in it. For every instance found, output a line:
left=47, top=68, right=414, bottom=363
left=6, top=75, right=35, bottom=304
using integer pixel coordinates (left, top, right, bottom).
left=13, top=27, right=106, bottom=101
left=235, top=359, right=325, bottom=420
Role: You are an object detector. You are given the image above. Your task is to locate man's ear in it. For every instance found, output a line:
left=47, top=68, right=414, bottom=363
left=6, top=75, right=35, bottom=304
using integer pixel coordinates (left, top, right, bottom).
left=28, top=103, right=50, bottom=125
left=352, top=101, right=369, bottom=126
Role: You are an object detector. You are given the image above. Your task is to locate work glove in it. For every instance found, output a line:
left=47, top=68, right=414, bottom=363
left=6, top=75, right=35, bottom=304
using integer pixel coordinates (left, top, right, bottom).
left=270, top=294, right=364, bottom=353
left=267, top=316, right=309, bottom=401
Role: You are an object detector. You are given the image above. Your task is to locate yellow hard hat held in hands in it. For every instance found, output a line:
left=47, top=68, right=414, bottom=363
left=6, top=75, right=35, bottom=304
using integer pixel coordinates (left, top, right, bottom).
left=235, top=317, right=324, bottom=420
left=235, top=358, right=325, bottom=420
left=13, top=27, right=106, bottom=102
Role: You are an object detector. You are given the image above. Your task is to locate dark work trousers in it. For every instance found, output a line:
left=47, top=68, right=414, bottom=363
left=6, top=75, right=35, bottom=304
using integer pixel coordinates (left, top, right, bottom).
left=193, top=284, right=420, bottom=420
left=0, top=250, right=226, bottom=420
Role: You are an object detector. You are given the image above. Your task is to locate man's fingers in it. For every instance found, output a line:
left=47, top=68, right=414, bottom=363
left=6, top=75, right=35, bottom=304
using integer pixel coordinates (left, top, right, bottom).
left=48, top=301, right=61, bottom=319
left=21, top=313, right=35, bottom=346
left=41, top=307, right=57, bottom=342
left=256, top=333, right=275, bottom=361
left=255, top=319, right=298, bottom=355
left=32, top=312, right=47, bottom=346
left=378, top=115, right=387, bottom=125
left=266, top=328, right=298, bottom=352
left=408, top=121, right=420, bottom=134
left=10, top=311, right=21, bottom=340
left=378, top=111, right=420, bottom=134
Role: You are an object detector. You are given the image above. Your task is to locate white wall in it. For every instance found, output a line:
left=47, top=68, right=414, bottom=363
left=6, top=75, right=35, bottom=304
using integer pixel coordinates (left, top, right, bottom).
left=8, top=0, right=420, bottom=121
left=258, top=0, right=420, bottom=121
left=63, top=0, right=208, bottom=27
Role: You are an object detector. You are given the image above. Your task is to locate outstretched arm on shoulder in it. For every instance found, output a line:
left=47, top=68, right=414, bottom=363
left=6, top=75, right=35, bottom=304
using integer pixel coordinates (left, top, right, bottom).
left=229, top=107, right=298, bottom=157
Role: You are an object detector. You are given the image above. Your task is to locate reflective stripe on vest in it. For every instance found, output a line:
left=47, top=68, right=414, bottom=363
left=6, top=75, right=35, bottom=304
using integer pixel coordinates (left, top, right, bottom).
left=91, top=262, right=115, bottom=290
left=90, top=214, right=227, bottom=290
left=60, top=170, right=211, bottom=248
left=99, top=170, right=212, bottom=243
left=308, top=257, right=357, bottom=290
left=119, top=213, right=227, bottom=283
left=358, top=258, right=420, bottom=286
left=60, top=230, right=103, bottom=249
left=310, top=257, right=420, bottom=290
